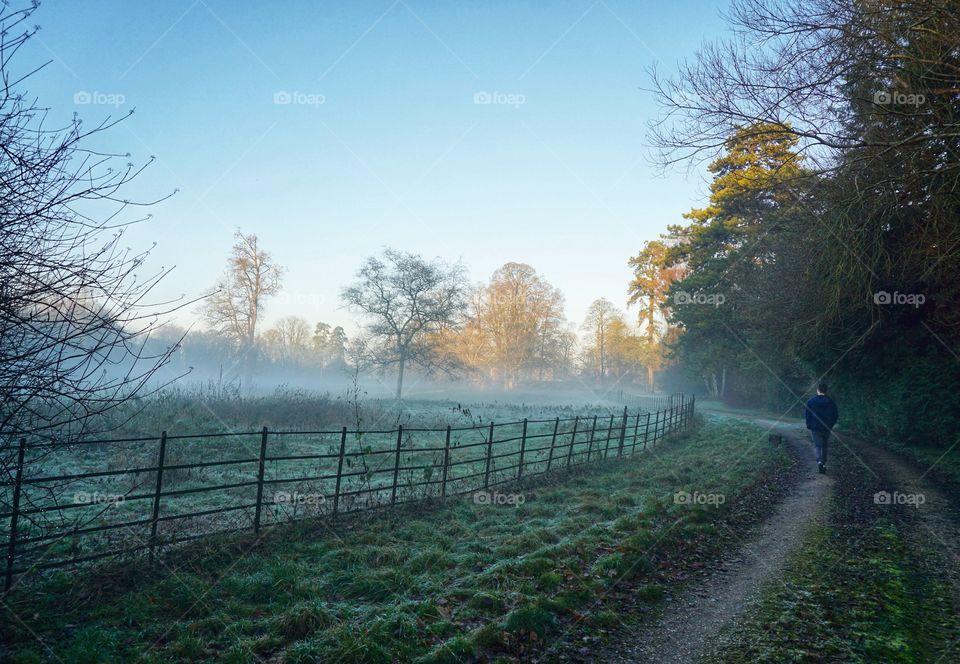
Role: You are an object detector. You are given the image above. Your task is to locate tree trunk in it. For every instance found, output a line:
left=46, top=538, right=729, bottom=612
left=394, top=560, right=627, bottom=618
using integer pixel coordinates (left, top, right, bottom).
left=706, top=372, right=720, bottom=398
left=241, top=338, right=256, bottom=394
left=647, top=365, right=655, bottom=392
left=395, top=354, right=406, bottom=401
left=538, top=334, right=545, bottom=381
left=599, top=339, right=605, bottom=384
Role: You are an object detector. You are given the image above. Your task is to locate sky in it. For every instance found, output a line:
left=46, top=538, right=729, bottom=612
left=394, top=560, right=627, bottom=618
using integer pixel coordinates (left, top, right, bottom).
left=26, top=0, right=725, bottom=337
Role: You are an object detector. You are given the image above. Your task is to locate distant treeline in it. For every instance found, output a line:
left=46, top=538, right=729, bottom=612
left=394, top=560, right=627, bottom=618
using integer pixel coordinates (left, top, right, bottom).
left=190, top=233, right=686, bottom=395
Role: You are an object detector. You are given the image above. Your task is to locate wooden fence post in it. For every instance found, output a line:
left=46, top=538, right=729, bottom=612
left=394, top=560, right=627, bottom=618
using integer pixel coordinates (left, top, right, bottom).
left=441, top=426, right=452, bottom=498
left=618, top=407, right=628, bottom=456
left=391, top=425, right=404, bottom=505
left=483, top=421, right=495, bottom=489
left=603, top=415, right=614, bottom=458
left=586, top=415, right=598, bottom=462
left=148, top=431, right=167, bottom=565
left=653, top=409, right=661, bottom=447
left=546, top=417, right=559, bottom=471
left=333, top=427, right=347, bottom=515
left=517, top=419, right=528, bottom=479
left=4, top=438, right=26, bottom=594
left=566, top=416, right=579, bottom=467
left=254, top=427, right=269, bottom=534
left=632, top=413, right=641, bottom=453
left=643, top=412, right=651, bottom=449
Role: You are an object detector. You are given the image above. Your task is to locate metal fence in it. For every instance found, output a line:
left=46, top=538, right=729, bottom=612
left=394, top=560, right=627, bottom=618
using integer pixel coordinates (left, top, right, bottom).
left=2, top=394, right=695, bottom=592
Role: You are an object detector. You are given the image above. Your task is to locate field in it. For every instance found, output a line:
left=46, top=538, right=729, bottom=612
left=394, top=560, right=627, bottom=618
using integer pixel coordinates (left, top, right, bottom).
left=2, top=413, right=788, bottom=663
left=1, top=389, right=685, bottom=587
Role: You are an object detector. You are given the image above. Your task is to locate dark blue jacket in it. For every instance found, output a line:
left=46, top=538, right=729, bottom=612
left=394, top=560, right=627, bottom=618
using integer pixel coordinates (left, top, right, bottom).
left=805, top=395, right=838, bottom=432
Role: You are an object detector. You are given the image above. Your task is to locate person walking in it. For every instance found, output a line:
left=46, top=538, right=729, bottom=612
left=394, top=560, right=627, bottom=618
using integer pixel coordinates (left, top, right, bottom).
left=805, top=383, right=838, bottom=474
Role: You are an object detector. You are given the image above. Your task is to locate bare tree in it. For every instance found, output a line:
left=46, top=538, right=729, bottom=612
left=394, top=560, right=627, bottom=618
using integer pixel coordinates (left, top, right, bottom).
left=264, top=315, right=311, bottom=364
left=0, top=3, right=180, bottom=448
left=581, top=298, right=620, bottom=385
left=341, top=249, right=467, bottom=399
left=650, top=0, right=959, bottom=169
left=467, top=263, right=568, bottom=388
left=201, top=230, right=283, bottom=369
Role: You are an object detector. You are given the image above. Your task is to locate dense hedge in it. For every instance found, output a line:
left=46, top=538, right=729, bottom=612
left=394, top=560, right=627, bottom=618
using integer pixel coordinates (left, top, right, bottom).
left=832, top=341, right=960, bottom=449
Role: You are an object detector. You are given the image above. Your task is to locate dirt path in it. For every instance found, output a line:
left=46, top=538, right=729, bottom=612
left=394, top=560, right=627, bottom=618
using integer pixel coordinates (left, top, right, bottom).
left=594, top=418, right=831, bottom=663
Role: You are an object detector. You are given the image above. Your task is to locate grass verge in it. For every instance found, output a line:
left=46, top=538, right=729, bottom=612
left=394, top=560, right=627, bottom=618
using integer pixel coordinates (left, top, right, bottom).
left=3, top=415, right=789, bottom=663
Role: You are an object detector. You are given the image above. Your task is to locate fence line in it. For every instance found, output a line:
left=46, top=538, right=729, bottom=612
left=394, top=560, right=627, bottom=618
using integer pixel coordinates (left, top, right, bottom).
left=1, top=394, right=695, bottom=592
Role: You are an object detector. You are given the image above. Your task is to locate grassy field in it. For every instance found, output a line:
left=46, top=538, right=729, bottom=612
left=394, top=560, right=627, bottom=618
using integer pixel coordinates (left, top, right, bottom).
left=77, top=385, right=664, bottom=438
left=2, top=392, right=676, bottom=578
left=704, top=432, right=960, bottom=663
left=3, top=415, right=788, bottom=663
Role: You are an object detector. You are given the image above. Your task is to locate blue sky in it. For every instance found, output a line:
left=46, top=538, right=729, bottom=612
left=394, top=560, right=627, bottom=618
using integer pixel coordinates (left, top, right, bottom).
left=28, top=0, right=725, bottom=334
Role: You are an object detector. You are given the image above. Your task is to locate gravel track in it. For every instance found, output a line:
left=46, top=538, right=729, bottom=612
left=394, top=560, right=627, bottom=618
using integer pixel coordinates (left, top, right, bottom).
left=595, top=418, right=831, bottom=663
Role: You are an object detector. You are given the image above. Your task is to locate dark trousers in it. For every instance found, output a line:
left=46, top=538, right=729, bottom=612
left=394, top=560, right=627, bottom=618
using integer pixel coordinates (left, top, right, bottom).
left=810, top=429, right=829, bottom=464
